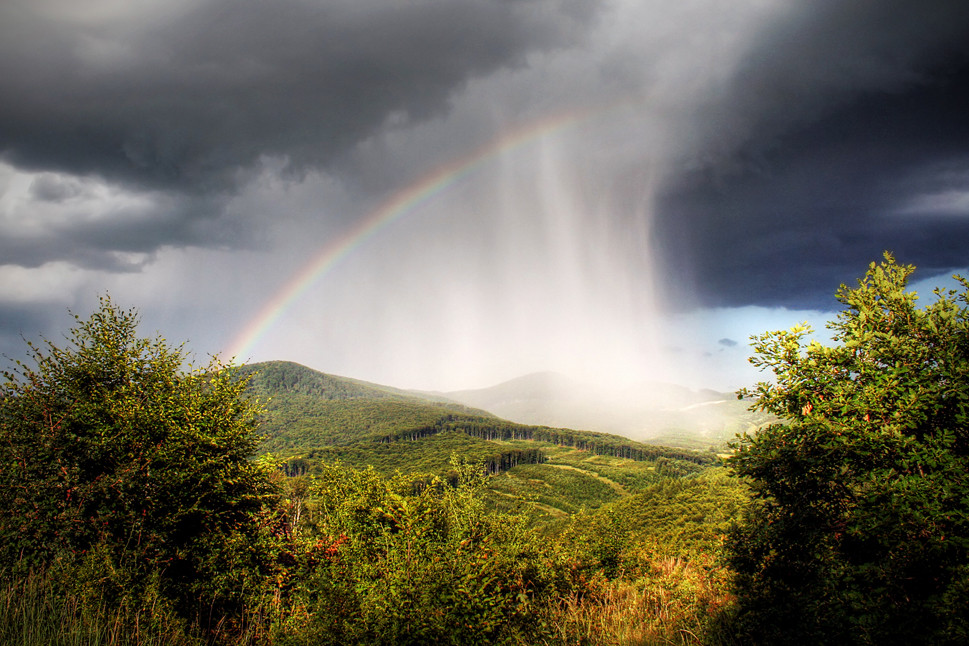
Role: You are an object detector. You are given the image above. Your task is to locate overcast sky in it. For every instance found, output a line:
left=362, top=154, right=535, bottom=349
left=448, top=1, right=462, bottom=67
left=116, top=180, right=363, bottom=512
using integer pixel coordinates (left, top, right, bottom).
left=2, top=0, right=969, bottom=392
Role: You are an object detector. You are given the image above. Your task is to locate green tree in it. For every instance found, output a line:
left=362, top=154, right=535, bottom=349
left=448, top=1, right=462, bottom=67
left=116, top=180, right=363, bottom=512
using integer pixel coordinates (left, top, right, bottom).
left=0, top=296, right=279, bottom=621
left=725, top=254, right=969, bottom=644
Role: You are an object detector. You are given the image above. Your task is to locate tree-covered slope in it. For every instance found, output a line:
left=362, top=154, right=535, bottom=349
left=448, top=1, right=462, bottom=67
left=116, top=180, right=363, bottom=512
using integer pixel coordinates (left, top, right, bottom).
left=239, top=360, right=471, bottom=404
left=241, top=360, right=715, bottom=464
left=238, top=361, right=722, bottom=519
left=238, top=360, right=493, bottom=447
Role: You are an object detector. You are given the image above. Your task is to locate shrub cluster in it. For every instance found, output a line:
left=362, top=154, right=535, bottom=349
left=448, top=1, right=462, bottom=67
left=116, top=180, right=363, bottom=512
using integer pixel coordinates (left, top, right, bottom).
left=269, top=460, right=584, bottom=644
left=0, top=298, right=281, bottom=630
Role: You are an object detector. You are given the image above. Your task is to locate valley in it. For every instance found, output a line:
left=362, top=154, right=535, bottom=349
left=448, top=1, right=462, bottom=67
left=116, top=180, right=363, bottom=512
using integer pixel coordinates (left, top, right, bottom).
left=239, top=360, right=759, bottom=518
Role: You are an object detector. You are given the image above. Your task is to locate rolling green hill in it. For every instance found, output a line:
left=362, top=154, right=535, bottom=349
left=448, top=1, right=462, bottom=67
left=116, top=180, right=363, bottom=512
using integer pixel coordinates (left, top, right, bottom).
left=238, top=360, right=723, bottom=517
left=238, top=360, right=493, bottom=446
left=239, top=360, right=470, bottom=404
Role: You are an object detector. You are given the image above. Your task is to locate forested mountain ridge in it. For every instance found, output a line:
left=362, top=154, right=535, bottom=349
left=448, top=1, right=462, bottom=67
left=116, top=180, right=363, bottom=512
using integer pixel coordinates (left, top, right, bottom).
left=238, top=360, right=494, bottom=448
left=238, top=360, right=483, bottom=407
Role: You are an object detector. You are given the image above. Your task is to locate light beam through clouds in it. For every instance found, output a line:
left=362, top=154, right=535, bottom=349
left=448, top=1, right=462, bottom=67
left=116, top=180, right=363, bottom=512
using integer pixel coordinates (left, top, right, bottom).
left=224, top=106, right=607, bottom=364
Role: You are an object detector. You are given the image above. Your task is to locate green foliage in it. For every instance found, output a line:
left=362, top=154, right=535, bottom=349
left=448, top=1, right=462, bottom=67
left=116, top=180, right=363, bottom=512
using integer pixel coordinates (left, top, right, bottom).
left=272, top=460, right=579, bottom=645
left=258, top=398, right=459, bottom=450
left=489, top=463, right=622, bottom=515
left=0, top=297, right=280, bottom=626
left=241, top=361, right=405, bottom=400
left=725, top=254, right=969, bottom=644
left=560, top=469, right=749, bottom=574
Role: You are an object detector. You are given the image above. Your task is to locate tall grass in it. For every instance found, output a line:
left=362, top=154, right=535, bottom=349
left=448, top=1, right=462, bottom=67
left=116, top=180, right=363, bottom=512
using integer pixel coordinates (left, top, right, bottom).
left=0, top=568, right=198, bottom=646
left=544, top=553, right=732, bottom=645
left=0, top=565, right=322, bottom=646
left=1, top=552, right=733, bottom=646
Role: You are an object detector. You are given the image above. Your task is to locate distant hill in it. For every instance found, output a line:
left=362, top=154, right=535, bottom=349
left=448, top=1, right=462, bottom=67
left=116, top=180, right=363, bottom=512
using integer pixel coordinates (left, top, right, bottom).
left=235, top=361, right=718, bottom=492
left=444, top=371, right=768, bottom=448
left=236, top=361, right=492, bottom=449
left=238, top=362, right=771, bottom=452
left=238, top=360, right=469, bottom=405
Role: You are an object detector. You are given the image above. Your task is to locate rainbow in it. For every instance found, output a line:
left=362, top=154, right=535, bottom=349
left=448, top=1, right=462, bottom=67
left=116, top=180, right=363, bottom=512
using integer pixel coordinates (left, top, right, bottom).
left=224, top=105, right=607, bottom=361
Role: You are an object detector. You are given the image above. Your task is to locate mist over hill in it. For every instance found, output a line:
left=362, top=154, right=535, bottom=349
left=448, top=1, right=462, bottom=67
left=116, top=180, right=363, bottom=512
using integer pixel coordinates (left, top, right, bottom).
left=439, top=371, right=764, bottom=447
left=241, top=362, right=767, bottom=450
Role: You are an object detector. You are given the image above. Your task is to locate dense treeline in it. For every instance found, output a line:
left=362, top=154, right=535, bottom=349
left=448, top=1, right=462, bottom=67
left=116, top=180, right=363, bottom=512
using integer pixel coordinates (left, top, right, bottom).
left=371, top=413, right=715, bottom=464
left=481, top=446, right=546, bottom=474
left=440, top=416, right=716, bottom=464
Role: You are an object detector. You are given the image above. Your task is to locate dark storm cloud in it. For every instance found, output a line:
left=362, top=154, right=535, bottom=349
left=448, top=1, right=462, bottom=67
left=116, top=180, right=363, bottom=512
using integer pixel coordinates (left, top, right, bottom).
left=29, top=174, right=85, bottom=202
left=0, top=186, right=234, bottom=270
left=656, top=1, right=969, bottom=310
left=0, top=0, right=594, bottom=190
left=0, top=0, right=598, bottom=266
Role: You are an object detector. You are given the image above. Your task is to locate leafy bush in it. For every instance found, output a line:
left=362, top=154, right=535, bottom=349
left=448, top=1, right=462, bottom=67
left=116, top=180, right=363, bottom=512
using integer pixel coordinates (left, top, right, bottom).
left=724, top=255, right=969, bottom=644
left=273, top=459, right=581, bottom=645
left=0, top=297, right=280, bottom=628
